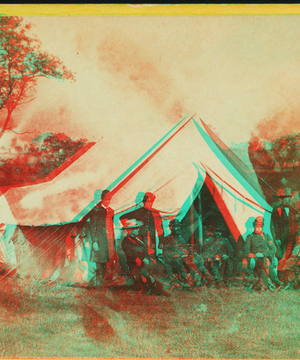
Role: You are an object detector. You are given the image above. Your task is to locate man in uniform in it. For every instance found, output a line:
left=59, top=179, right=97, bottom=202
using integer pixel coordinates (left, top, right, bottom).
left=202, top=224, right=234, bottom=285
left=243, top=216, right=283, bottom=289
left=282, top=220, right=300, bottom=289
left=159, top=219, right=203, bottom=287
left=120, top=192, right=164, bottom=256
left=121, top=219, right=168, bottom=295
left=271, top=189, right=298, bottom=266
left=80, top=189, right=115, bottom=287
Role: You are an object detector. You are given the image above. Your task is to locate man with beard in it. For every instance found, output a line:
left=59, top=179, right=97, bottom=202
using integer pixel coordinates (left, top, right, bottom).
left=159, top=219, right=203, bottom=287
left=80, top=189, right=115, bottom=287
left=121, top=219, right=168, bottom=295
left=120, top=192, right=164, bottom=256
left=202, top=224, right=234, bottom=285
left=243, top=216, right=283, bottom=289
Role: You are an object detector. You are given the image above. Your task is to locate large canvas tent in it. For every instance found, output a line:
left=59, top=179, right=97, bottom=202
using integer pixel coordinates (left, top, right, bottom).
left=0, top=116, right=272, bottom=284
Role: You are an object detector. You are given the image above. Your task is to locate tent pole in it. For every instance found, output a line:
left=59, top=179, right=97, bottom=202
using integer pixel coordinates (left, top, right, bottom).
left=190, top=194, right=194, bottom=258
left=198, top=191, right=203, bottom=250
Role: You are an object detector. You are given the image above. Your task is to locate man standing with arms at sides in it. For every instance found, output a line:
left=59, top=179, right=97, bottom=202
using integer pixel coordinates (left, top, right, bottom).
left=271, top=190, right=298, bottom=268
left=80, top=189, right=115, bottom=287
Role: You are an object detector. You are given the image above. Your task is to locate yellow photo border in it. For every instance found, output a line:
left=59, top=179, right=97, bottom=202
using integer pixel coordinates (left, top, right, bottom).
left=0, top=4, right=299, bottom=16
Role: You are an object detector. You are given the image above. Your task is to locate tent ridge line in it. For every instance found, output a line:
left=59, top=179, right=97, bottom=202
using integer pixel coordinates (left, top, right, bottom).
left=109, top=114, right=195, bottom=195
left=72, top=114, right=194, bottom=223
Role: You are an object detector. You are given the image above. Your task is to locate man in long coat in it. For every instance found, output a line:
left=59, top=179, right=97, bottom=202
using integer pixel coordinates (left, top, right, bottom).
left=271, top=193, right=298, bottom=267
left=282, top=220, right=300, bottom=289
left=80, top=189, right=115, bottom=286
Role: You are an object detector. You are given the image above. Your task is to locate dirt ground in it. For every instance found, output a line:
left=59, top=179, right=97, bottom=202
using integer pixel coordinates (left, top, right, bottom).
left=0, top=277, right=300, bottom=359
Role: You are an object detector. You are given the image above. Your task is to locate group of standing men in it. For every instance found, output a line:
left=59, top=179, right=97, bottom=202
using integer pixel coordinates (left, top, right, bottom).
left=78, top=189, right=300, bottom=293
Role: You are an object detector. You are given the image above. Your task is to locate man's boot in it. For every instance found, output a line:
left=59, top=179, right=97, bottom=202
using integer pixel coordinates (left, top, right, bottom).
left=193, top=272, right=203, bottom=287
left=269, top=261, right=283, bottom=288
left=212, top=260, right=223, bottom=285
left=95, top=262, right=106, bottom=287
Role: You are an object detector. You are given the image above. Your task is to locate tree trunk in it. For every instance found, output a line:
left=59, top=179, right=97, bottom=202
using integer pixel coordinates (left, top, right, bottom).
left=0, top=108, right=13, bottom=141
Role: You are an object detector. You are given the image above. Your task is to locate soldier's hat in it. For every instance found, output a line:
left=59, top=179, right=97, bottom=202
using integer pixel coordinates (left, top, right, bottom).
left=206, top=222, right=226, bottom=232
left=101, top=189, right=112, bottom=200
left=169, top=218, right=181, bottom=228
left=272, top=188, right=292, bottom=199
left=121, top=219, right=144, bottom=230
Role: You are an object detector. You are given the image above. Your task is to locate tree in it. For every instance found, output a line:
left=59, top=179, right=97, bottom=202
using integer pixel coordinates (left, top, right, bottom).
left=0, top=132, right=93, bottom=186
left=248, top=133, right=300, bottom=205
left=0, top=16, right=75, bottom=140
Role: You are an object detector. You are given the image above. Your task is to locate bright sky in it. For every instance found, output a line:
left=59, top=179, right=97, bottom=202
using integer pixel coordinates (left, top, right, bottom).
left=7, top=15, right=300, bottom=149
left=3, top=12, right=300, bottom=225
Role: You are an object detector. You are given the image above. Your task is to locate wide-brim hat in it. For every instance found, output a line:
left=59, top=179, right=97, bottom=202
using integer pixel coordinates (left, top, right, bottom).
left=121, top=219, right=144, bottom=230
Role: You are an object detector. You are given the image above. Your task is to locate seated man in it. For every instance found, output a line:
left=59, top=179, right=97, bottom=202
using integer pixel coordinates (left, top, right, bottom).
left=202, top=225, right=234, bottom=285
left=121, top=219, right=168, bottom=295
left=283, top=233, right=300, bottom=289
left=120, top=192, right=164, bottom=256
left=243, top=216, right=282, bottom=289
left=159, top=219, right=202, bottom=287
left=193, top=251, right=215, bottom=284
left=114, top=229, right=134, bottom=285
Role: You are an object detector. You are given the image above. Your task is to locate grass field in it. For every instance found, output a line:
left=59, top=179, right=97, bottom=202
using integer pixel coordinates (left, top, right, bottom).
left=0, top=277, right=300, bottom=359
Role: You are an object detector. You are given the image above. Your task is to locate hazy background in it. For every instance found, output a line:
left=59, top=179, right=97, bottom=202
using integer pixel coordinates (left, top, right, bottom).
left=2, top=15, right=300, bottom=153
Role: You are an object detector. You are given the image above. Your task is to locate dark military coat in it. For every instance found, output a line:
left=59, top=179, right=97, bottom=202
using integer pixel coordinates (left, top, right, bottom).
left=160, top=233, right=186, bottom=259
left=271, top=205, right=297, bottom=260
left=120, top=206, right=163, bottom=253
left=81, top=204, right=114, bottom=263
left=243, top=232, right=277, bottom=258
left=202, top=236, right=234, bottom=260
left=121, top=234, right=148, bottom=271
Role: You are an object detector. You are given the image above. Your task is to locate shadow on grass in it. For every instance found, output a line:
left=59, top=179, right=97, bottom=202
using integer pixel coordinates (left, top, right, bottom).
left=1, top=275, right=300, bottom=358
left=80, top=304, right=115, bottom=342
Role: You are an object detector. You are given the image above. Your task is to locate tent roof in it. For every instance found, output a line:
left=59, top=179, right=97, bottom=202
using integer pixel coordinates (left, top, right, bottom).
left=0, top=116, right=271, bottom=236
